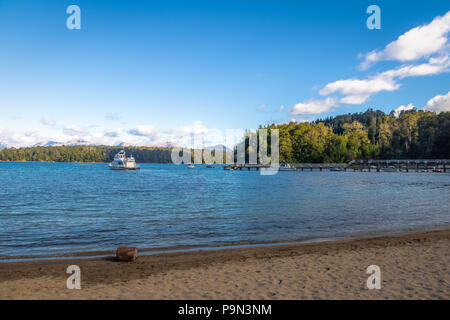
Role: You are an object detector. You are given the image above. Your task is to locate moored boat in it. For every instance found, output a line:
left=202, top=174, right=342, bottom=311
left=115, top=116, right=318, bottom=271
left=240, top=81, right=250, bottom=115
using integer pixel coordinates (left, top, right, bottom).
left=279, top=163, right=297, bottom=171
left=187, top=163, right=195, bottom=169
left=109, top=150, right=140, bottom=170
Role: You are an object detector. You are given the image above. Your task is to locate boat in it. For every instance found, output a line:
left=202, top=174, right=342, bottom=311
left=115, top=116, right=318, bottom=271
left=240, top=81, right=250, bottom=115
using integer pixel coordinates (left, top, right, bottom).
left=224, top=165, right=234, bottom=170
left=330, top=167, right=344, bottom=172
left=206, top=165, right=215, bottom=168
left=187, top=163, right=195, bottom=169
left=279, top=163, right=297, bottom=171
left=109, top=150, right=140, bottom=170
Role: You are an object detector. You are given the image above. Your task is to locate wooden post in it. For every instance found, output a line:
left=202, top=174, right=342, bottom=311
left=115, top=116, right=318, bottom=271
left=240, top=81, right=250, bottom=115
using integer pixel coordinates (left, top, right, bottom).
left=116, top=246, right=138, bottom=262
left=444, top=164, right=447, bottom=173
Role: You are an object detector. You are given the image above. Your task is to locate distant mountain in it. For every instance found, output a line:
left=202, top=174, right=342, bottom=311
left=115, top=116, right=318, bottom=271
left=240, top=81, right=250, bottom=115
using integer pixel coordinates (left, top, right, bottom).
left=65, top=139, right=92, bottom=146
left=149, top=141, right=176, bottom=148
left=33, top=141, right=64, bottom=147
left=116, top=142, right=128, bottom=147
left=32, top=139, right=92, bottom=147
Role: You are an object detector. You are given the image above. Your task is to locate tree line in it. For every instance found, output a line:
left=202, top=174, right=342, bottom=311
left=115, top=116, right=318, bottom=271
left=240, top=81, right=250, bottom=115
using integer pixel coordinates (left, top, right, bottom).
left=0, top=146, right=173, bottom=163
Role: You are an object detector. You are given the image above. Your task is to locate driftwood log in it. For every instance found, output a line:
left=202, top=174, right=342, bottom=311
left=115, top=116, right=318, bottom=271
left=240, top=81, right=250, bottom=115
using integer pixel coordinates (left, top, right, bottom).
left=116, top=246, right=138, bottom=262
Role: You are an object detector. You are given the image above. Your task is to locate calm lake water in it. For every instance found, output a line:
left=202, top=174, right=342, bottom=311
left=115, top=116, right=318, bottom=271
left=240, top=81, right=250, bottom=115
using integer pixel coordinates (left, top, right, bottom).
left=0, top=162, right=449, bottom=257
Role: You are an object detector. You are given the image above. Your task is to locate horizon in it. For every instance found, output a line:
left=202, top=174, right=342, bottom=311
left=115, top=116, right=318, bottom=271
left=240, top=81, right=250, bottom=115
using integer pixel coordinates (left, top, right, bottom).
left=1, top=0, right=449, bottom=148
left=0, top=106, right=443, bottom=150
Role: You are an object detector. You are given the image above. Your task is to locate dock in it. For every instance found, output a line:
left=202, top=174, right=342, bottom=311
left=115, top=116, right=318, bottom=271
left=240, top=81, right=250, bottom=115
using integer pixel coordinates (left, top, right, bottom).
left=226, top=159, right=449, bottom=172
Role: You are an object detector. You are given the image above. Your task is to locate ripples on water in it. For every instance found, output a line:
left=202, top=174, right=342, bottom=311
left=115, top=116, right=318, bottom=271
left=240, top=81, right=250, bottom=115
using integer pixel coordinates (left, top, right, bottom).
left=0, top=162, right=449, bottom=256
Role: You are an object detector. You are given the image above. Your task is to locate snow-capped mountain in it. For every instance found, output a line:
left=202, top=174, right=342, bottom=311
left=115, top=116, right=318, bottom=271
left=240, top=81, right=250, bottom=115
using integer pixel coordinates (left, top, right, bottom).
left=65, top=139, right=92, bottom=146
left=33, top=141, right=65, bottom=147
left=32, top=139, right=92, bottom=147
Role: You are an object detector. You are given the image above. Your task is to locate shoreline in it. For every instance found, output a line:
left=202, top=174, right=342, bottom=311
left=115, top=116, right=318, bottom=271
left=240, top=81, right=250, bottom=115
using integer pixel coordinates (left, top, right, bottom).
left=1, top=224, right=449, bottom=263
left=0, top=228, right=449, bottom=299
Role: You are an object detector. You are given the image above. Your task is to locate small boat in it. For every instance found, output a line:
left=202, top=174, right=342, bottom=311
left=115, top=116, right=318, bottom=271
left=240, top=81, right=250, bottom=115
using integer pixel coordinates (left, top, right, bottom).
left=432, top=168, right=443, bottom=173
left=187, top=163, right=195, bottom=169
left=330, top=167, right=344, bottom=172
left=279, top=163, right=297, bottom=171
left=224, top=165, right=234, bottom=170
left=109, top=150, right=140, bottom=170
left=206, top=165, right=215, bottom=168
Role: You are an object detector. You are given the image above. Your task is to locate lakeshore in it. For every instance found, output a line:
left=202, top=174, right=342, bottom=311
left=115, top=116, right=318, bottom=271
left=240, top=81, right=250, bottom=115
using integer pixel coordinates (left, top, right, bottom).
left=1, top=229, right=448, bottom=300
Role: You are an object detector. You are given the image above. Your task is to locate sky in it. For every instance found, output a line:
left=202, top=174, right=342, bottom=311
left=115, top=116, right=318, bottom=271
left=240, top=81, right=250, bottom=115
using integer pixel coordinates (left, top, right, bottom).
left=0, top=0, right=449, bottom=147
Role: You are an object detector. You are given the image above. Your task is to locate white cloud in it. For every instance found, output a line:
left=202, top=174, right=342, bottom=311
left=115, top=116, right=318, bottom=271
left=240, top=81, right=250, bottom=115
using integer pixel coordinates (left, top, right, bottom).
left=63, top=125, right=88, bottom=136
left=381, top=56, right=450, bottom=79
left=40, top=118, right=55, bottom=126
left=339, top=94, right=371, bottom=105
left=291, top=98, right=337, bottom=115
left=167, top=120, right=210, bottom=137
left=360, top=10, right=450, bottom=69
left=0, top=126, right=41, bottom=147
left=423, top=91, right=450, bottom=113
left=320, top=76, right=399, bottom=97
left=104, top=128, right=124, bottom=137
left=314, top=15, right=450, bottom=112
left=393, top=103, right=415, bottom=117
left=128, top=125, right=158, bottom=137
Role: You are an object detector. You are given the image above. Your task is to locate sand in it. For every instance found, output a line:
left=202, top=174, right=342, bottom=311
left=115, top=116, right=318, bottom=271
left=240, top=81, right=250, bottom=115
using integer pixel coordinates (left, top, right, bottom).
left=0, top=229, right=448, bottom=299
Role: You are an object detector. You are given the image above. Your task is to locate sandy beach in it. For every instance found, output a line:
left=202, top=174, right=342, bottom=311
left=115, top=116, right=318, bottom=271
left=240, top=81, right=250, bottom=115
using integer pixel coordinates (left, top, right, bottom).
left=0, top=229, right=448, bottom=300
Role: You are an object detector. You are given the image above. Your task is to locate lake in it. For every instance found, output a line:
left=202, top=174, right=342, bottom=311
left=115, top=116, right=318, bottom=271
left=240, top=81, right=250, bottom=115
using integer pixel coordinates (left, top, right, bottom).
left=0, top=162, right=449, bottom=257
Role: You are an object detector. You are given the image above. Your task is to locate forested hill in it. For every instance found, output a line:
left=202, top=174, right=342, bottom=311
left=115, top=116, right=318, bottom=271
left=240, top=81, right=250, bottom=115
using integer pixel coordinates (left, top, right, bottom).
left=0, top=109, right=449, bottom=163
left=271, top=109, right=450, bottom=163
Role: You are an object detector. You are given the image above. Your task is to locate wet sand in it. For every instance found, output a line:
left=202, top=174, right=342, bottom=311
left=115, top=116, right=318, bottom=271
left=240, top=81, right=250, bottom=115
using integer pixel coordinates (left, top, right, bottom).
left=0, top=229, right=448, bottom=299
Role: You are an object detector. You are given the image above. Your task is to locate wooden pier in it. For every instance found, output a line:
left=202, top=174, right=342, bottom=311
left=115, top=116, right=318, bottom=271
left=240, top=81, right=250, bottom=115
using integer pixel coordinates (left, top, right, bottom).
left=347, top=159, right=449, bottom=172
left=229, top=163, right=270, bottom=170
left=226, top=159, right=449, bottom=172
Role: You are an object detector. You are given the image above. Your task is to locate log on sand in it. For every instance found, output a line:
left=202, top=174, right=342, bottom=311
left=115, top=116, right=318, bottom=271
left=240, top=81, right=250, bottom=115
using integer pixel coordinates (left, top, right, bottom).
left=116, top=246, right=138, bottom=262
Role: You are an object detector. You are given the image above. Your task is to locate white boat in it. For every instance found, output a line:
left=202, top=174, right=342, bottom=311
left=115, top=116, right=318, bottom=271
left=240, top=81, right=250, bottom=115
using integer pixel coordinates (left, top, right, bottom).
left=279, top=163, right=297, bottom=171
left=109, top=150, right=140, bottom=170
left=187, top=163, right=195, bottom=169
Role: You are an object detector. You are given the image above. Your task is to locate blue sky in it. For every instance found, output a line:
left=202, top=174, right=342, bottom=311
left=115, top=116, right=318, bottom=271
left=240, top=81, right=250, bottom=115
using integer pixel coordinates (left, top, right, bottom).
left=0, top=0, right=449, bottom=147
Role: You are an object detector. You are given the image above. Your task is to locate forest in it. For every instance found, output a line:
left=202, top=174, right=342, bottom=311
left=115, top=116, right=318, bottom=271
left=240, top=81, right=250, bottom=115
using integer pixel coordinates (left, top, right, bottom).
left=271, top=108, right=450, bottom=163
left=0, top=109, right=449, bottom=163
